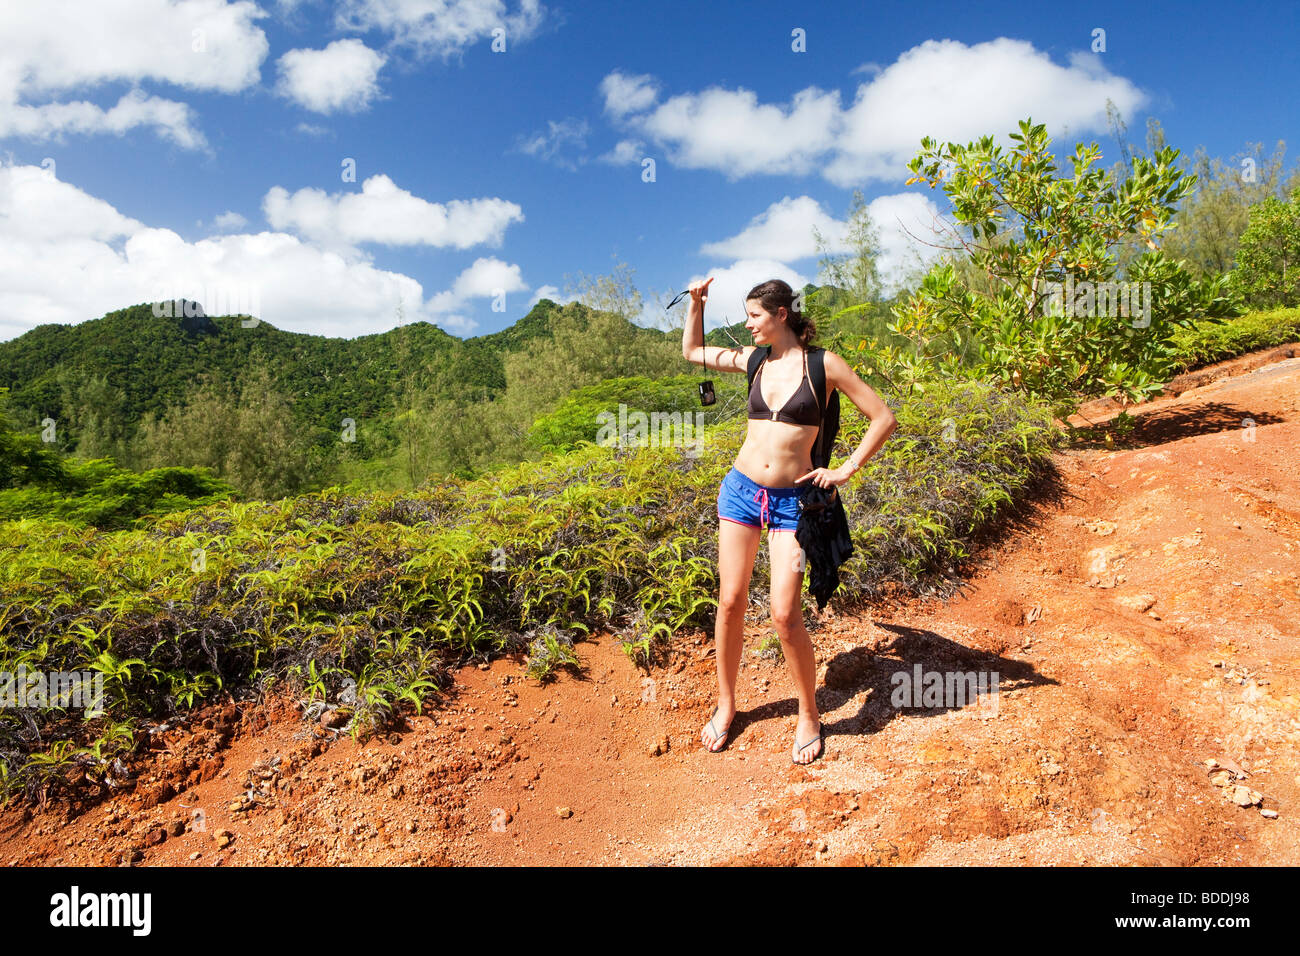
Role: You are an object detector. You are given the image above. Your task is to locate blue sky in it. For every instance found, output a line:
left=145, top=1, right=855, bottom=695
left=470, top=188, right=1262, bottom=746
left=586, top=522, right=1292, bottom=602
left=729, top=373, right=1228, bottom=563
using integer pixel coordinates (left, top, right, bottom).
left=0, top=0, right=1296, bottom=343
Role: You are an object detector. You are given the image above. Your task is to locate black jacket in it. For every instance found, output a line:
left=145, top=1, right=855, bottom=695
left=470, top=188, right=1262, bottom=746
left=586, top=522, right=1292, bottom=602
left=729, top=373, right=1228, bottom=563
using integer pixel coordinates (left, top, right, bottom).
left=795, top=483, right=854, bottom=611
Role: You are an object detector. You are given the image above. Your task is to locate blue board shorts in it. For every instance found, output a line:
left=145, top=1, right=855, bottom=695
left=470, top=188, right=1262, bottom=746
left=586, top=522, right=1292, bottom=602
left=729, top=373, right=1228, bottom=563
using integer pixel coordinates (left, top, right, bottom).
left=717, top=466, right=806, bottom=532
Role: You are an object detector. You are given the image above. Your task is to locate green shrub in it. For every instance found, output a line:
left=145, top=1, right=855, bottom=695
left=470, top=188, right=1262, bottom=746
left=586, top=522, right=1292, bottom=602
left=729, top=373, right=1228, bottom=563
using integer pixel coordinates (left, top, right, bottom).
left=1167, top=306, right=1300, bottom=372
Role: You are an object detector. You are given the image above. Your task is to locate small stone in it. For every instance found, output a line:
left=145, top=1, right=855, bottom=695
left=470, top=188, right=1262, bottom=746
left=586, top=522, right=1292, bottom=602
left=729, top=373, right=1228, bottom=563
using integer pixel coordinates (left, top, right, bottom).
left=1229, top=786, right=1261, bottom=807
left=189, top=852, right=201, bottom=861
left=556, top=806, right=573, bottom=819
left=213, top=828, right=234, bottom=848
left=1261, top=809, right=1279, bottom=819
left=1117, top=593, right=1157, bottom=613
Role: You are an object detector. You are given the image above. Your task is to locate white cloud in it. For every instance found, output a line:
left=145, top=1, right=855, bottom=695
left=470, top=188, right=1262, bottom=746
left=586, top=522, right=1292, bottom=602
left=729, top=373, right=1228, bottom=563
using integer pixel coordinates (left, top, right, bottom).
left=702, top=191, right=946, bottom=299
left=514, top=117, right=589, bottom=170
left=0, top=163, right=522, bottom=340
left=212, top=210, right=249, bottom=231
left=263, top=174, right=524, bottom=253
left=599, top=71, right=659, bottom=118
left=276, top=39, right=387, bottom=114
left=527, top=284, right=562, bottom=307
left=825, top=40, right=1146, bottom=186
left=0, top=164, right=141, bottom=243
left=601, top=37, right=1147, bottom=187
left=597, top=138, right=644, bottom=165
left=295, top=122, right=331, bottom=137
left=0, top=0, right=269, bottom=148
left=335, top=0, right=550, bottom=57
left=700, top=193, right=946, bottom=296
left=0, top=90, right=210, bottom=150
left=861, top=192, right=946, bottom=293
left=700, top=196, right=847, bottom=262
left=638, top=85, right=844, bottom=181
left=426, top=257, right=528, bottom=315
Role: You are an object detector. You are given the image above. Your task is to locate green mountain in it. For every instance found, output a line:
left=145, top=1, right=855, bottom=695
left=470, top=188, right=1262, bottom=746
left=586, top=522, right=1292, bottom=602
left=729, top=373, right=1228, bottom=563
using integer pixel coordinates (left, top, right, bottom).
left=0, top=296, right=588, bottom=451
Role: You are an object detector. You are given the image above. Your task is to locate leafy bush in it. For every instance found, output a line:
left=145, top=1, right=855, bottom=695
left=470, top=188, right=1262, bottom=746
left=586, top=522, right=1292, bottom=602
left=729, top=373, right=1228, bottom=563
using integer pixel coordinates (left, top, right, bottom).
left=1230, top=188, right=1300, bottom=309
left=1166, top=307, right=1300, bottom=372
left=890, top=118, right=1237, bottom=418
left=0, top=387, right=236, bottom=529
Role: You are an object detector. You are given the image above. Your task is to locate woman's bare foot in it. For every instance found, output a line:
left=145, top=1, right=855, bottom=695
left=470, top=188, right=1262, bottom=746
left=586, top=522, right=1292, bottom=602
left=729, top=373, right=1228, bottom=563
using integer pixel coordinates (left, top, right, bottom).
left=701, top=702, right=735, bottom=752
left=791, top=714, right=824, bottom=764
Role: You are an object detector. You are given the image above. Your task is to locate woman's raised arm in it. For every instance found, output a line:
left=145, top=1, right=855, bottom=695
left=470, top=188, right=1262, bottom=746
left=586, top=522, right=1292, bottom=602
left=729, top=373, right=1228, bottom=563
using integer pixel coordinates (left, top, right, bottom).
left=681, top=277, right=751, bottom=372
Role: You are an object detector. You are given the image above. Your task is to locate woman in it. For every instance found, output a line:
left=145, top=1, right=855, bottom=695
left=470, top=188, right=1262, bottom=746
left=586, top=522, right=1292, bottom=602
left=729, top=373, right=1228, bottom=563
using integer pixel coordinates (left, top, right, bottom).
left=682, top=277, right=897, bottom=764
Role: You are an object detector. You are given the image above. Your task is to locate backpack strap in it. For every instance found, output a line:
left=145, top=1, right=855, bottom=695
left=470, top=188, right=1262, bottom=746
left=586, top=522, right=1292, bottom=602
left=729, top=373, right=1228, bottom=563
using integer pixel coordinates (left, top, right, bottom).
left=808, top=346, right=826, bottom=420
left=745, top=345, right=770, bottom=395
left=808, top=347, right=839, bottom=472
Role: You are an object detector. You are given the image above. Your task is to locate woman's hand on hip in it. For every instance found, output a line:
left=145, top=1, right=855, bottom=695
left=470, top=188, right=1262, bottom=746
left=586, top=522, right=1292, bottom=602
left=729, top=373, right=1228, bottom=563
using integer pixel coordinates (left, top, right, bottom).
left=795, top=466, right=851, bottom=489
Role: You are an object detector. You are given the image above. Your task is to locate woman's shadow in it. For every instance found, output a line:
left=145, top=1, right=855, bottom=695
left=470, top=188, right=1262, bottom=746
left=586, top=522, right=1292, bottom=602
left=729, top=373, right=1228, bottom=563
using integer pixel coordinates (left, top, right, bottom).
left=741, top=619, right=1056, bottom=742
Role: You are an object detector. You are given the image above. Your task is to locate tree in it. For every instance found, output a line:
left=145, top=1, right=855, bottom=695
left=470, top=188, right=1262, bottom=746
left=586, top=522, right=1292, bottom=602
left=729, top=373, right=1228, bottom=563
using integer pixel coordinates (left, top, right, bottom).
left=1231, top=187, right=1300, bottom=308
left=56, top=369, right=131, bottom=463
left=1163, top=141, right=1298, bottom=278
left=133, top=360, right=313, bottom=500
left=564, top=257, right=645, bottom=327
left=1106, top=110, right=1173, bottom=275
left=890, top=118, right=1236, bottom=418
left=805, top=189, right=890, bottom=350
left=0, top=387, right=67, bottom=490
left=488, top=299, right=681, bottom=464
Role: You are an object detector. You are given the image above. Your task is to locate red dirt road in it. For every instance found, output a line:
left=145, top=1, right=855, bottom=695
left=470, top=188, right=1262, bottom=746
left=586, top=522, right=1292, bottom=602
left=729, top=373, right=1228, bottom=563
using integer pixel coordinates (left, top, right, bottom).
left=4, top=347, right=1299, bottom=866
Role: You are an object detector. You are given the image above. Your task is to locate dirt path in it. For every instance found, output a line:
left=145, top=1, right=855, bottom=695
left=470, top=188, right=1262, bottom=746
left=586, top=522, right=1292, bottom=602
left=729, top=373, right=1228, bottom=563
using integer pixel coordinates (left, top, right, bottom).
left=5, top=347, right=1299, bottom=867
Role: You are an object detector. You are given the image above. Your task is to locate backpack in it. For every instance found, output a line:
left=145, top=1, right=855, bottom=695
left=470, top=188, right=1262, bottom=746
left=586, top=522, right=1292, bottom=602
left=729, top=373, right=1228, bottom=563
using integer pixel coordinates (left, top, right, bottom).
left=746, top=345, right=840, bottom=472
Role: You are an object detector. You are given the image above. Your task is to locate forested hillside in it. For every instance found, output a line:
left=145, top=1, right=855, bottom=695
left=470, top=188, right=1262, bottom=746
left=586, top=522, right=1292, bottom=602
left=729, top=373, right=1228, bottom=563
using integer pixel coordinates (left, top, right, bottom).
left=0, top=294, right=691, bottom=494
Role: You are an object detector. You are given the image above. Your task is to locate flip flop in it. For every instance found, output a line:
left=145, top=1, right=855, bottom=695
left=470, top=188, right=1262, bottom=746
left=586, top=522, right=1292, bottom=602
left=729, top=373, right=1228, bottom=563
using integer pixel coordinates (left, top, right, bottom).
left=701, top=705, right=732, bottom=752
left=791, top=721, right=825, bottom=765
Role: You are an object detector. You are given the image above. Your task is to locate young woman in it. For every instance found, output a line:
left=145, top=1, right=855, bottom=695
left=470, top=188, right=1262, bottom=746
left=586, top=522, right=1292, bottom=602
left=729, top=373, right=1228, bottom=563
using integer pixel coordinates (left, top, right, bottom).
left=682, top=277, right=897, bottom=764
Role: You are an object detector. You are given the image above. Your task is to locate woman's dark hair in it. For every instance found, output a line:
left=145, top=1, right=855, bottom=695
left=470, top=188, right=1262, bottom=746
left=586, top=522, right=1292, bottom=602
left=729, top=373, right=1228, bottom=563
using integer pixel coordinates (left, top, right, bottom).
left=746, top=278, right=816, bottom=347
